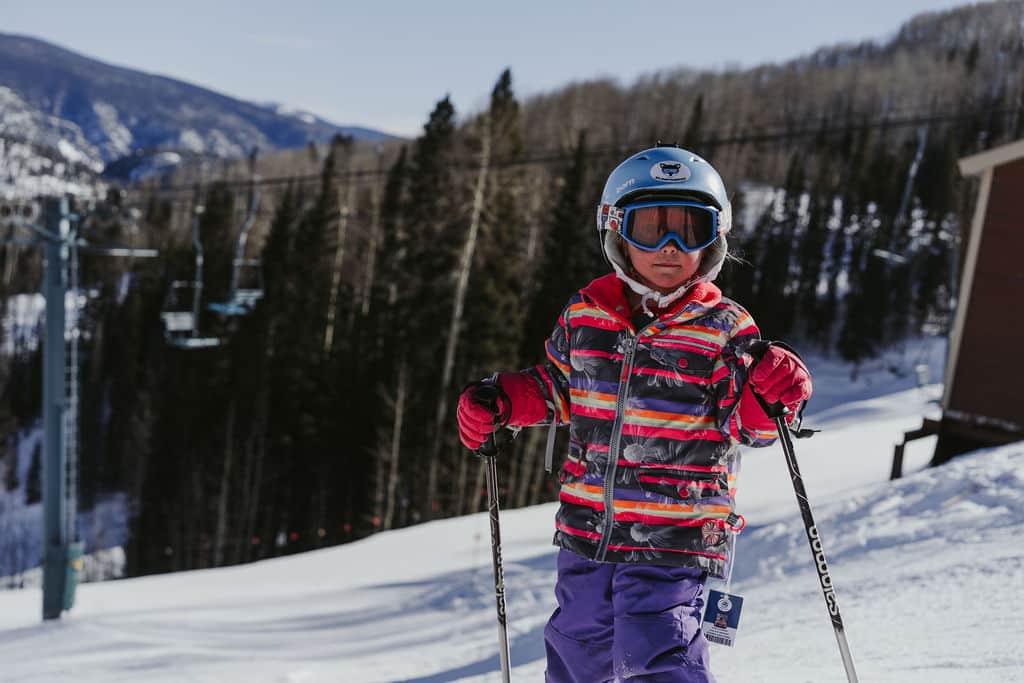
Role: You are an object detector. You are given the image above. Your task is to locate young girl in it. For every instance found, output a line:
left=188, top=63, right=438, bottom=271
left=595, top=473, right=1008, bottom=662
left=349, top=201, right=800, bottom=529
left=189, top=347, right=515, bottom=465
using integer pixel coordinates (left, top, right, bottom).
left=458, top=145, right=812, bottom=683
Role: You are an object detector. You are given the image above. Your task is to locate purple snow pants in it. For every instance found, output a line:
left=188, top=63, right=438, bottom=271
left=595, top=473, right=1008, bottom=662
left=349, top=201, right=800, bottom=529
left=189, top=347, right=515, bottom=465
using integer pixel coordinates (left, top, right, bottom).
left=544, top=549, right=716, bottom=683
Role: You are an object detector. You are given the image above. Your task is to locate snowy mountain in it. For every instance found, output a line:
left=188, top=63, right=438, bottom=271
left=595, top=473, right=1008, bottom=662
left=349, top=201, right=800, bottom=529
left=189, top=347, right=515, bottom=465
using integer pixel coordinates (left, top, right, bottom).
left=0, top=33, right=396, bottom=188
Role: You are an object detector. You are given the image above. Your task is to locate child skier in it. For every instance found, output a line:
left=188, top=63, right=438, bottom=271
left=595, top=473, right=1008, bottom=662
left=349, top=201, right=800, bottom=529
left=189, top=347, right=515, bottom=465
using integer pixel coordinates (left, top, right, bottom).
left=457, top=145, right=812, bottom=682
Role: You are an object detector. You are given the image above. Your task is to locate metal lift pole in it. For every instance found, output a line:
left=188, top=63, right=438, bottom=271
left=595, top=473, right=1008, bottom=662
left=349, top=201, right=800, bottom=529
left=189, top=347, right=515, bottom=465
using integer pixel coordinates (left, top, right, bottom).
left=191, top=205, right=205, bottom=343
left=41, top=196, right=69, bottom=621
left=2, top=196, right=157, bottom=620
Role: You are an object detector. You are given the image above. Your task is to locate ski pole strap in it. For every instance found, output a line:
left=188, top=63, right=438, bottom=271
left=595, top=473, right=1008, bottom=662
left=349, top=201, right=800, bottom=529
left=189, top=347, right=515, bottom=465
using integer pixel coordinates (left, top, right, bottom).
left=789, top=401, right=819, bottom=439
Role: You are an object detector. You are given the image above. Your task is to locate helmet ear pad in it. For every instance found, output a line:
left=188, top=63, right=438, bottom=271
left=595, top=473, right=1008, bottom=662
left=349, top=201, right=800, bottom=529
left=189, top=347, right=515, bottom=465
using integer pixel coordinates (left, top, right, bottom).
left=698, top=233, right=728, bottom=281
left=602, top=231, right=631, bottom=274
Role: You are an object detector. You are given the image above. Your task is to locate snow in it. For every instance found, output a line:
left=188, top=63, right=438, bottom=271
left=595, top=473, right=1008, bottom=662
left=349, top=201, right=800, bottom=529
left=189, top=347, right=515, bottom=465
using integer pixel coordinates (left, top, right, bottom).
left=55, top=139, right=90, bottom=166
left=1, top=293, right=45, bottom=354
left=267, top=102, right=320, bottom=124
left=0, top=87, right=105, bottom=175
left=1, top=340, right=1023, bottom=682
left=178, top=128, right=206, bottom=153
left=0, top=136, right=105, bottom=198
left=0, top=421, right=129, bottom=585
left=89, top=102, right=134, bottom=159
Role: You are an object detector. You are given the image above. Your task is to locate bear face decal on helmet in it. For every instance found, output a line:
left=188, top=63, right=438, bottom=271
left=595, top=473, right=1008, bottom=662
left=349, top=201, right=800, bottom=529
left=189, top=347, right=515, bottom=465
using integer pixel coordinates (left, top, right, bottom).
left=650, top=161, right=691, bottom=182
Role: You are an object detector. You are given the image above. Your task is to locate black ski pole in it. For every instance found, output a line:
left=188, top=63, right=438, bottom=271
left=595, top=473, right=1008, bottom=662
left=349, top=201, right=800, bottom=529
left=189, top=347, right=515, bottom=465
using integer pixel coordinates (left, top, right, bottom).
left=473, top=383, right=512, bottom=683
left=749, top=343, right=859, bottom=683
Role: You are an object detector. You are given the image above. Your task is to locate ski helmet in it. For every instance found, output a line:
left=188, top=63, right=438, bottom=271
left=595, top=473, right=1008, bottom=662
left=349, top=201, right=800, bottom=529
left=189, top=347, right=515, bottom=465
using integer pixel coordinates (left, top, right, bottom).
left=596, top=145, right=732, bottom=283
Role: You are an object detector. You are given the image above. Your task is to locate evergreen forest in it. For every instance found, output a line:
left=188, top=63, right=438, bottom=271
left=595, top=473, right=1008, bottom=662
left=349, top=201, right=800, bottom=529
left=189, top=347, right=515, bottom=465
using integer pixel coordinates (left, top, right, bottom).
left=1, top=2, right=1023, bottom=576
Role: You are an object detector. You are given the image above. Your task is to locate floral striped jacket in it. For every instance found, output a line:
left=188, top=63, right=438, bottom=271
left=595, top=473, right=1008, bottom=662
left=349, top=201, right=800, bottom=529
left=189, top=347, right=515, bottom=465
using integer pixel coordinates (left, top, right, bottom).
left=521, top=273, right=776, bottom=578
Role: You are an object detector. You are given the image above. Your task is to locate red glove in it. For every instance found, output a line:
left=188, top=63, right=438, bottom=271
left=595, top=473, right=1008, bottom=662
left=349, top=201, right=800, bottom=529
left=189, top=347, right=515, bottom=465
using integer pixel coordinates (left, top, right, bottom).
left=738, top=345, right=812, bottom=429
left=457, top=372, right=548, bottom=450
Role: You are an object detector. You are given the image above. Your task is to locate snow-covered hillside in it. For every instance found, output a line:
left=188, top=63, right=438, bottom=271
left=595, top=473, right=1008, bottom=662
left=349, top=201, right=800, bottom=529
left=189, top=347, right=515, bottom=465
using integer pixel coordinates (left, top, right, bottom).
left=0, top=115, right=106, bottom=200
left=0, top=33, right=395, bottom=172
left=1, top=347, right=1021, bottom=682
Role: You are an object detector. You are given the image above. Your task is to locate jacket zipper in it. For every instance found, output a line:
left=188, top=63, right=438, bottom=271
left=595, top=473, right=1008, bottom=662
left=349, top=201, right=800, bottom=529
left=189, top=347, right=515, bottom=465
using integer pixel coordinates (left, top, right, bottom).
left=595, top=329, right=641, bottom=561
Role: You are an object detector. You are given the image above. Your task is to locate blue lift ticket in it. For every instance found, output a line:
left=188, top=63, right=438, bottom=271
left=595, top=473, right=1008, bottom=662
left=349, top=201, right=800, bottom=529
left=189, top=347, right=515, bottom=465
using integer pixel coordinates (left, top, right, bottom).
left=701, top=589, right=744, bottom=647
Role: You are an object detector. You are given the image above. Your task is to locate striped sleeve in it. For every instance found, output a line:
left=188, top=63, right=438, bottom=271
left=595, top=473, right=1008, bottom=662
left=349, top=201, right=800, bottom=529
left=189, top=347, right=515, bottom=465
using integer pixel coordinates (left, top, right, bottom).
left=518, top=302, right=573, bottom=426
left=715, top=309, right=779, bottom=447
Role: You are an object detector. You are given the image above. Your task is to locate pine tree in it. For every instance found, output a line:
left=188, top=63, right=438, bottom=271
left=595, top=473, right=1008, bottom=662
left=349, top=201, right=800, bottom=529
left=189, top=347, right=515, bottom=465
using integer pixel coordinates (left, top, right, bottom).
left=513, top=130, right=598, bottom=509
left=794, top=168, right=832, bottom=347
left=718, top=186, right=761, bottom=314
left=3, top=444, right=17, bottom=492
left=683, top=94, right=705, bottom=148
left=753, top=154, right=802, bottom=340
left=251, top=184, right=304, bottom=558
left=25, top=443, right=41, bottom=505
left=398, top=95, right=461, bottom=521
left=521, top=130, right=600, bottom=366
left=266, top=149, right=340, bottom=552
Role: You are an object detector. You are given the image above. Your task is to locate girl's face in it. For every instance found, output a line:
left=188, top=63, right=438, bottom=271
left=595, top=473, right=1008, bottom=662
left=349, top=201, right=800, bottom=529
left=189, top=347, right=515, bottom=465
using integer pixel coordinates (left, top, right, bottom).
left=626, top=242, right=702, bottom=294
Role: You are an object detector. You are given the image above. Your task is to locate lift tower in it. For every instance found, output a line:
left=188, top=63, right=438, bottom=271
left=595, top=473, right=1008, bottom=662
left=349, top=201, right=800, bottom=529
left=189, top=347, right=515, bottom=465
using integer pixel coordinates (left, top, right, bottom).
left=1, top=195, right=157, bottom=620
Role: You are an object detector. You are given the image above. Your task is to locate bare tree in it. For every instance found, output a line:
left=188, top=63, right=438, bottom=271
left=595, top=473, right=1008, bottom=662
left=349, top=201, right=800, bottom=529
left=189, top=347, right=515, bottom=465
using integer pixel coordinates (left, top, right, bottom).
left=379, top=359, right=408, bottom=531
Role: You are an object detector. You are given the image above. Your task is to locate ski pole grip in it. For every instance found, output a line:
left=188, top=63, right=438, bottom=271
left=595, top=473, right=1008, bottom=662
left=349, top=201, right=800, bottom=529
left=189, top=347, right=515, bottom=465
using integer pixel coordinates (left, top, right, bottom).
left=472, top=382, right=509, bottom=458
left=746, top=340, right=793, bottom=420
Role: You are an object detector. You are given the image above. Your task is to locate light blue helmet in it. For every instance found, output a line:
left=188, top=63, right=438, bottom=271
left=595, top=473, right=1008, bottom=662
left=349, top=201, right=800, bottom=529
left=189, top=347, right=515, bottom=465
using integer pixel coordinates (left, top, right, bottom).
left=596, top=145, right=732, bottom=282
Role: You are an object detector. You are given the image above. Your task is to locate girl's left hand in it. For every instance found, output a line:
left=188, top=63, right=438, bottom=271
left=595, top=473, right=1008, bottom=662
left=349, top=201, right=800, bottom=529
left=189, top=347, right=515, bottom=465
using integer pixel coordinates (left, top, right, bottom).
left=748, top=345, right=812, bottom=409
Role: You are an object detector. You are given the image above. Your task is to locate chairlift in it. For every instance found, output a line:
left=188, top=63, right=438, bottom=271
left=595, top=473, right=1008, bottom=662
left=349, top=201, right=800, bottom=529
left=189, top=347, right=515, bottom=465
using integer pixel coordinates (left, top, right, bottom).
left=160, top=202, right=223, bottom=349
left=208, top=257, right=264, bottom=317
left=1, top=201, right=41, bottom=242
left=0, top=200, right=39, bottom=222
left=209, top=164, right=265, bottom=318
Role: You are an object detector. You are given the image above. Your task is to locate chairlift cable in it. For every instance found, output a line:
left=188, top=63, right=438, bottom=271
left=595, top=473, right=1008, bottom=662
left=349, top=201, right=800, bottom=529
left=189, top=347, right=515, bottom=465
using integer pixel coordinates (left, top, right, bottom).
left=141, top=105, right=1016, bottom=198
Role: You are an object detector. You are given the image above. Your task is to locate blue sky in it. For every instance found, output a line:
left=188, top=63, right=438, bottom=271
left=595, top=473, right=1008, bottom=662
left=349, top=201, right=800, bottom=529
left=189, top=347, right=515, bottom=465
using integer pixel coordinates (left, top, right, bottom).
left=2, top=0, right=969, bottom=138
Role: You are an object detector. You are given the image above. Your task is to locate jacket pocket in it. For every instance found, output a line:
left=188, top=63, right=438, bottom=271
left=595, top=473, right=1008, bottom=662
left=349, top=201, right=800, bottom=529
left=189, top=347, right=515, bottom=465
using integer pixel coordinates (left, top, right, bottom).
left=636, top=465, right=727, bottom=502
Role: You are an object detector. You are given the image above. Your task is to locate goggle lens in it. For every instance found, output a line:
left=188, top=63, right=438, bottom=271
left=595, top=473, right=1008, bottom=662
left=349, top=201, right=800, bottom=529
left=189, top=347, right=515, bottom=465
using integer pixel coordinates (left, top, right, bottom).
left=622, top=202, right=717, bottom=252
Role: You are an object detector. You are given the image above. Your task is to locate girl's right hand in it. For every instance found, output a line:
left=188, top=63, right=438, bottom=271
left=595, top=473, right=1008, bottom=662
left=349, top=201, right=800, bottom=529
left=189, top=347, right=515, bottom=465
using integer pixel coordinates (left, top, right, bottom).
left=457, top=382, right=509, bottom=450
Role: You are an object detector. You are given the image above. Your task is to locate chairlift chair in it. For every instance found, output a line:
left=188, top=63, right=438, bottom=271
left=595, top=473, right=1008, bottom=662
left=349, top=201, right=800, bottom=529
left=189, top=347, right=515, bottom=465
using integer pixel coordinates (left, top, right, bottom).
left=160, top=281, right=221, bottom=348
left=208, top=257, right=264, bottom=316
left=159, top=202, right=223, bottom=349
left=208, top=182, right=265, bottom=318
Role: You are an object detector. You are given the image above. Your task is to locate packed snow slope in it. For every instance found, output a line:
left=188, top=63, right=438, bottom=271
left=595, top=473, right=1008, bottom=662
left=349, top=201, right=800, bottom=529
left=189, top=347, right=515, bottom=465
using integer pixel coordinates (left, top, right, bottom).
left=1, top=349, right=1022, bottom=682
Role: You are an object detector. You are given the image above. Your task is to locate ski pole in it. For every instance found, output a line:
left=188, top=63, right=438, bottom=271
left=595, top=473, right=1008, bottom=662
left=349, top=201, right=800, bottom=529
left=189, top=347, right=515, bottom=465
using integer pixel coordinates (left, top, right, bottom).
left=749, top=343, right=859, bottom=683
left=473, top=382, right=513, bottom=683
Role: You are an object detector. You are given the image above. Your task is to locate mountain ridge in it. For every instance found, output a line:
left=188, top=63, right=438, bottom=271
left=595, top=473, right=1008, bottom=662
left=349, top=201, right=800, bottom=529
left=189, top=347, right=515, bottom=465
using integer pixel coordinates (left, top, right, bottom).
left=0, top=32, right=395, bottom=180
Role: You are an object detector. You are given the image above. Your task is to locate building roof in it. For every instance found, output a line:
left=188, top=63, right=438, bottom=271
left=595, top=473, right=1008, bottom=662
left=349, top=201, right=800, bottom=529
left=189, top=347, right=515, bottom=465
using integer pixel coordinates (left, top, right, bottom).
left=959, top=138, right=1024, bottom=176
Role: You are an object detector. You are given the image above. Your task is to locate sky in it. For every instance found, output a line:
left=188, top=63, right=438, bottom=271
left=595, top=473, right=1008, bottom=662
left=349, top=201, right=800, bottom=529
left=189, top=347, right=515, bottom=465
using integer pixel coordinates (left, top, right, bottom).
left=1, top=1, right=972, bottom=137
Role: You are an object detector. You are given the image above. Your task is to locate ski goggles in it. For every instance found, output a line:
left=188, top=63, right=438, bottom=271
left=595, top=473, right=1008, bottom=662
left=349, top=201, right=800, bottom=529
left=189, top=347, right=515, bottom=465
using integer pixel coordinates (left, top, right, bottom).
left=598, top=200, right=719, bottom=253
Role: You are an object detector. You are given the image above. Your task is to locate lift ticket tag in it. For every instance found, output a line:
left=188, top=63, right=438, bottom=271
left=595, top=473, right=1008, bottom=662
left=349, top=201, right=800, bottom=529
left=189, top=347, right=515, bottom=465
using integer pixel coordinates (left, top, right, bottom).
left=701, top=589, right=744, bottom=647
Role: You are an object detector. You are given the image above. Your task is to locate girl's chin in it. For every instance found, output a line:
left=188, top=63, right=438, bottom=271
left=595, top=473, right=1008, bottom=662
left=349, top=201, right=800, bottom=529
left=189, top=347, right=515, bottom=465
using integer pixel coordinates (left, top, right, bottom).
left=650, top=278, right=689, bottom=293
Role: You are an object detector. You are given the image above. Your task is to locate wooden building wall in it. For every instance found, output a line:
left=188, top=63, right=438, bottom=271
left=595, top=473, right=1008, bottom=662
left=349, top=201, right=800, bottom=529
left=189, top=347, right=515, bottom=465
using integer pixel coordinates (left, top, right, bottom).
left=935, top=156, right=1024, bottom=464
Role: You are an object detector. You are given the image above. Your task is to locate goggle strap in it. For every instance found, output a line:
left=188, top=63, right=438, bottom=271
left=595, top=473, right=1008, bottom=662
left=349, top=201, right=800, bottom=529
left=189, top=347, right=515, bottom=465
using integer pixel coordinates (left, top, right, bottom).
left=597, top=203, right=624, bottom=232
